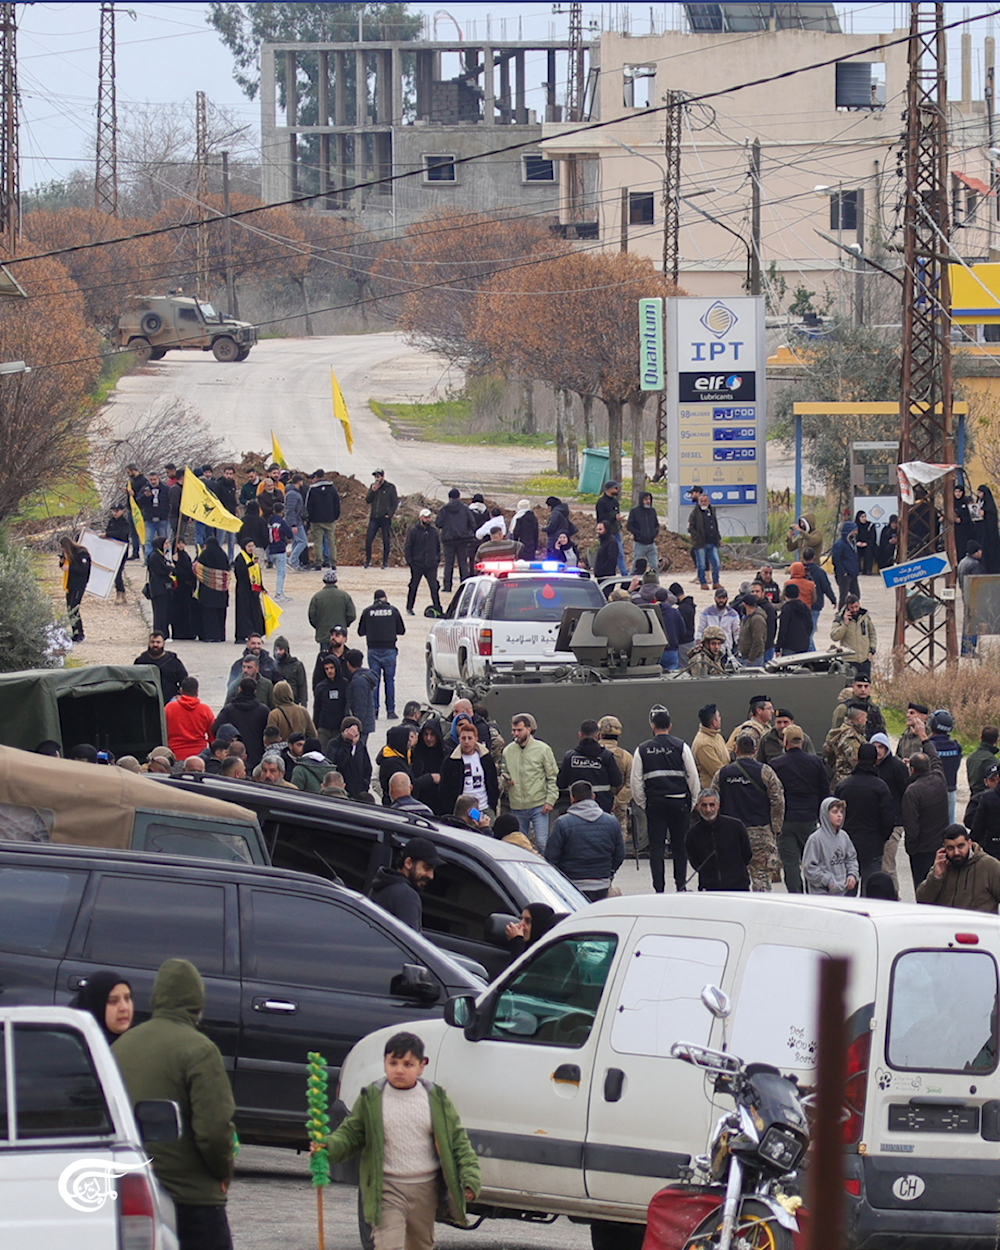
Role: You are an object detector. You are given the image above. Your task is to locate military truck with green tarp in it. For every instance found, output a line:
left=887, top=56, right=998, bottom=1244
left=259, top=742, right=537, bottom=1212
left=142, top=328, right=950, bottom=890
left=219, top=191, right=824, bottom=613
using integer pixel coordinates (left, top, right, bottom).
left=0, top=665, right=166, bottom=759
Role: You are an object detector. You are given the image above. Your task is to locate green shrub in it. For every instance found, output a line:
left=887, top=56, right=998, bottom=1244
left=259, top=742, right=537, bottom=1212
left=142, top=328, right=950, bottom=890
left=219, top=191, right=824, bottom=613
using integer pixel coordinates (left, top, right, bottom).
left=0, top=536, right=63, bottom=672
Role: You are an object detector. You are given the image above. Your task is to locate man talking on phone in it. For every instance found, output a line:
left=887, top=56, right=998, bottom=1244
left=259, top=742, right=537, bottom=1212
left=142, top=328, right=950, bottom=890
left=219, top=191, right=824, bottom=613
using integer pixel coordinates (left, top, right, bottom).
left=915, top=824, right=1000, bottom=913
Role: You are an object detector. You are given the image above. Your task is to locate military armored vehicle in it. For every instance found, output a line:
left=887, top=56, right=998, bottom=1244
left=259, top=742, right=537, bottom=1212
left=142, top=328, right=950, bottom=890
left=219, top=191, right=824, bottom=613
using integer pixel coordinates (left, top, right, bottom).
left=464, top=600, right=851, bottom=755
left=115, top=293, right=257, bottom=363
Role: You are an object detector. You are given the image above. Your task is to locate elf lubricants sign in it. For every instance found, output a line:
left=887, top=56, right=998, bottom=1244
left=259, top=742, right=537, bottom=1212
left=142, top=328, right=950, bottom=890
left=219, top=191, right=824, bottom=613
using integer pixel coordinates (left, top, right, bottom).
left=665, top=296, right=767, bottom=537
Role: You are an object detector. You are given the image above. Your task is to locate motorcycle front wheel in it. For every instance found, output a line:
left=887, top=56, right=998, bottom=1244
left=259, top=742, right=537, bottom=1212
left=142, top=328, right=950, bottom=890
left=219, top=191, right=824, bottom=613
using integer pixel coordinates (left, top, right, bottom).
left=686, top=1197, right=794, bottom=1250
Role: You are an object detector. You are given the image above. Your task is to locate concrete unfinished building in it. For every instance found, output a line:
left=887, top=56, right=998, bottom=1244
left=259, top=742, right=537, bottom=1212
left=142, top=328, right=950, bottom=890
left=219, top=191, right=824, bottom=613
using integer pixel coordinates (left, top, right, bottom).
left=260, top=37, right=598, bottom=231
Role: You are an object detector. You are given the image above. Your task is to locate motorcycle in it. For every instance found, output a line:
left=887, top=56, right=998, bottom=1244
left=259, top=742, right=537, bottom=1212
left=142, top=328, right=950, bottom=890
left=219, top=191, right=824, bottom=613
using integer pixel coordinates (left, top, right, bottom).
left=644, top=985, right=810, bottom=1250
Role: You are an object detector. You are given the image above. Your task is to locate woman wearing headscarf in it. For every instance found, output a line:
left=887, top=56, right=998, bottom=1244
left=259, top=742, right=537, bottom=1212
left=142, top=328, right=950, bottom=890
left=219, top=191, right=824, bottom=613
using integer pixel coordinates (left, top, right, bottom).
left=511, top=500, right=539, bottom=560
left=975, top=485, right=1000, bottom=574
left=193, top=534, right=230, bottom=642
left=169, top=538, right=198, bottom=640
left=59, top=535, right=92, bottom=643
left=854, top=510, right=876, bottom=576
left=233, top=538, right=266, bottom=644
left=877, top=514, right=899, bottom=569
left=237, top=499, right=268, bottom=552
left=145, top=535, right=174, bottom=637
left=411, top=717, right=447, bottom=814
left=72, top=970, right=134, bottom=1045
left=954, top=484, right=975, bottom=559
left=504, top=902, right=562, bottom=957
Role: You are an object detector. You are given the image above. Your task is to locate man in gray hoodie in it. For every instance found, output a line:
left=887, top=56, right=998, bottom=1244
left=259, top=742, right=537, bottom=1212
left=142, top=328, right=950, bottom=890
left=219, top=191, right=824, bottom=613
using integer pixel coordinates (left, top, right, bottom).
left=802, top=797, right=859, bottom=894
left=544, top=780, right=625, bottom=900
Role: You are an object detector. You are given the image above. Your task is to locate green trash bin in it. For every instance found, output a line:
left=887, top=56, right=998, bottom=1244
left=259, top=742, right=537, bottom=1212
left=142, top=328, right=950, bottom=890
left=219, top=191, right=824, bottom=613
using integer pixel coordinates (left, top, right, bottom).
left=578, top=447, right=610, bottom=495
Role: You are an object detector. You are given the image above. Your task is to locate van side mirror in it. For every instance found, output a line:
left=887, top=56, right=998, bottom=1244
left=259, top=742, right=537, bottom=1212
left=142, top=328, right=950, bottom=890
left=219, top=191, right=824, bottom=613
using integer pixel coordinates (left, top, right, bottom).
left=390, top=964, right=440, bottom=1003
left=484, top=912, right=519, bottom=948
left=445, top=995, right=476, bottom=1029
left=701, top=984, right=732, bottom=1020
left=134, top=1100, right=182, bottom=1143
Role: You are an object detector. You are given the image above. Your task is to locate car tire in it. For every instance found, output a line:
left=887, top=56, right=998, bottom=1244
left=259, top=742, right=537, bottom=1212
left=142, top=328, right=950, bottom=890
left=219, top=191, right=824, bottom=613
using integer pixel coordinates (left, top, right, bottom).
left=357, top=1188, right=375, bottom=1250
left=425, top=652, right=452, bottom=705
left=212, top=336, right=240, bottom=362
left=591, top=1220, right=645, bottom=1250
left=126, top=336, right=152, bottom=363
left=236, top=346, right=251, bottom=361
left=149, top=347, right=167, bottom=360
left=140, top=312, right=162, bottom=335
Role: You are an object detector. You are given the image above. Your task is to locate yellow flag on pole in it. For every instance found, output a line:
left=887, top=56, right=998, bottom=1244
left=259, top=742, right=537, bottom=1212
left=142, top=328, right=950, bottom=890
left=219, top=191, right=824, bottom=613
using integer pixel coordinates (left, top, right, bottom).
left=261, top=591, right=283, bottom=637
left=270, top=429, right=287, bottom=469
left=180, top=466, right=242, bottom=533
left=126, top=481, right=145, bottom=547
left=330, top=367, right=354, bottom=453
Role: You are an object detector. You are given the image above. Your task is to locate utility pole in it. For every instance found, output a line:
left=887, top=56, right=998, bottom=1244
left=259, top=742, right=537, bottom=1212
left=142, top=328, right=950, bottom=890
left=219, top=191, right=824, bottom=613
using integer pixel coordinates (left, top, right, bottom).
left=221, top=150, right=238, bottom=318
left=662, top=91, right=681, bottom=286
left=895, top=2, right=957, bottom=668
left=749, top=137, right=761, bottom=296
left=95, top=2, right=117, bottom=215
left=853, top=187, right=866, bottom=326
left=555, top=2, right=586, bottom=229
left=0, top=3, right=18, bottom=246
left=195, top=90, right=209, bottom=298
left=620, top=186, right=628, bottom=252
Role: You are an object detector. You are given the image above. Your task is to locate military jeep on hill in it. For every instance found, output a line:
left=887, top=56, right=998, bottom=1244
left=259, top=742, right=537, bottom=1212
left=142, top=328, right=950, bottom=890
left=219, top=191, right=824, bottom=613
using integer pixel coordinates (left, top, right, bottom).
left=115, top=292, right=257, bottom=363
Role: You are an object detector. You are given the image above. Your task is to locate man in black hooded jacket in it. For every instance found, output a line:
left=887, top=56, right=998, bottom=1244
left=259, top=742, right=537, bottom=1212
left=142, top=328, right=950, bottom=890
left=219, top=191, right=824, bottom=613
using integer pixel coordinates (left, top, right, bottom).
left=368, top=838, right=442, bottom=932
left=436, top=489, right=477, bottom=592
left=834, top=742, right=895, bottom=886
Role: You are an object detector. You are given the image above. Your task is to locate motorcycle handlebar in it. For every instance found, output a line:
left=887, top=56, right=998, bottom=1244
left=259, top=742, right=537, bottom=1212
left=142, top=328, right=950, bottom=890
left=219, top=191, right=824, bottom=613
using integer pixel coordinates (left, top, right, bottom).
left=670, top=1041, right=744, bottom=1074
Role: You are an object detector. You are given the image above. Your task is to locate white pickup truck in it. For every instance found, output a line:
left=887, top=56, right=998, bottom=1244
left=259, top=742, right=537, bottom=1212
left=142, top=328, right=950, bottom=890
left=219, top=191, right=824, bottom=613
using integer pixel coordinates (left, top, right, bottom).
left=0, top=1005, right=180, bottom=1250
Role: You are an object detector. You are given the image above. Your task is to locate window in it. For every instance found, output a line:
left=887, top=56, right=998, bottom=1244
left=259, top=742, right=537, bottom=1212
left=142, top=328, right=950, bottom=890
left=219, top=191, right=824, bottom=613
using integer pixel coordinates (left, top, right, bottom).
left=0, top=868, right=85, bottom=957
left=85, top=876, right=226, bottom=976
left=138, top=819, right=254, bottom=864
left=830, top=190, right=858, bottom=233
left=491, top=577, right=604, bottom=624
left=468, top=580, right=492, bottom=620
left=623, top=64, right=656, bottom=109
left=249, top=890, right=413, bottom=994
left=629, top=192, right=655, bottom=226
left=502, top=859, right=587, bottom=914
left=488, top=934, right=617, bottom=1047
left=967, top=188, right=979, bottom=223
left=12, top=1025, right=112, bottom=1139
left=421, top=855, right=507, bottom=943
left=888, top=950, right=998, bottom=1073
left=611, top=935, right=728, bottom=1057
left=453, top=582, right=477, bottom=619
left=178, top=307, right=199, bottom=323
left=523, top=155, right=555, bottom=183
left=835, top=61, right=884, bottom=111
left=269, top=819, right=378, bottom=894
left=729, top=944, right=826, bottom=1070
left=423, top=154, right=456, bottom=183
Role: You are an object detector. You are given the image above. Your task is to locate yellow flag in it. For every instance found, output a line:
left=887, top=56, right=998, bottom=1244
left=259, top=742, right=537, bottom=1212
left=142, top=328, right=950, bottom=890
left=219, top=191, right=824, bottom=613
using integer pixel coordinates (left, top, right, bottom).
left=180, top=466, right=242, bottom=533
left=330, top=367, right=354, bottom=453
left=261, top=591, right=283, bottom=638
left=126, top=481, right=145, bottom=547
left=271, top=429, right=287, bottom=469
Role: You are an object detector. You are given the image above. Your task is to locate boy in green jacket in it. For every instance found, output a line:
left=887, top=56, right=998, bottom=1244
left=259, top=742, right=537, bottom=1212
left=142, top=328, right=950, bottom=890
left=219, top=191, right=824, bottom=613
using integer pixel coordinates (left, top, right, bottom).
left=319, top=1030, right=481, bottom=1250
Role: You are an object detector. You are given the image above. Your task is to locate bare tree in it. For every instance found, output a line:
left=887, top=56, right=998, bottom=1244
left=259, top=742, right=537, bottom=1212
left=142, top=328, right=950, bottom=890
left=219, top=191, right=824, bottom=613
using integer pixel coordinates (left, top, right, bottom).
left=91, top=397, right=233, bottom=507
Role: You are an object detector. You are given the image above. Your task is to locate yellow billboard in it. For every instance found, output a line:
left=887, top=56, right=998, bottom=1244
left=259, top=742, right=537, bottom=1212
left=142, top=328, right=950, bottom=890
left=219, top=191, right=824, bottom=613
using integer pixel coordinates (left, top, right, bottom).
left=950, top=263, right=1000, bottom=324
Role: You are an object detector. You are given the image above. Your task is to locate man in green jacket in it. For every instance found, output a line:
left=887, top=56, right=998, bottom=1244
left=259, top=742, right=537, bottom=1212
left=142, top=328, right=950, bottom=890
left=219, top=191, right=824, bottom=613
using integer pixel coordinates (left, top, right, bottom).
left=291, top=737, right=333, bottom=792
left=320, top=1030, right=481, bottom=1247
left=114, top=959, right=235, bottom=1250
left=967, top=727, right=1000, bottom=796
left=308, top=569, right=358, bottom=645
left=501, top=712, right=559, bottom=853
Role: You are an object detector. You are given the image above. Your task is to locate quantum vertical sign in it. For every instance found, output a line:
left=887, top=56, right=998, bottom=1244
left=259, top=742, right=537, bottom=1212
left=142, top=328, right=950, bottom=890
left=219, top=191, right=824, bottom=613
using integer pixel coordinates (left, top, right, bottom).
left=638, top=297, right=664, bottom=391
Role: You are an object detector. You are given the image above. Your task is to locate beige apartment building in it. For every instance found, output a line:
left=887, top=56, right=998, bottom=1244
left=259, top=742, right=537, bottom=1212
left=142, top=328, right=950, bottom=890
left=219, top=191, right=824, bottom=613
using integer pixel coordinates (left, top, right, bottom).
left=541, top=10, right=997, bottom=309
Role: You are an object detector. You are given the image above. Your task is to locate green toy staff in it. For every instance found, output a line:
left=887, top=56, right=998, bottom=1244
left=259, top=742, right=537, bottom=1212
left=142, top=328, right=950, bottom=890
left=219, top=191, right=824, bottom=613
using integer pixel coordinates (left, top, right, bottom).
left=306, top=1051, right=331, bottom=1250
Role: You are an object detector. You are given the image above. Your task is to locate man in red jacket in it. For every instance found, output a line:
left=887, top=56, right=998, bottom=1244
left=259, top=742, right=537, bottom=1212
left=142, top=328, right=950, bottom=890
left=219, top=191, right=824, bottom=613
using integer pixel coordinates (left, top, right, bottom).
left=164, top=676, right=215, bottom=760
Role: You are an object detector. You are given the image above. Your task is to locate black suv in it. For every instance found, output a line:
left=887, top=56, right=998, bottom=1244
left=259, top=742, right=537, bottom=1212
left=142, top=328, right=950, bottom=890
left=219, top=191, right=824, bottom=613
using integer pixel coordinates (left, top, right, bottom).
left=0, top=842, right=481, bottom=1146
left=155, top=775, right=586, bottom=978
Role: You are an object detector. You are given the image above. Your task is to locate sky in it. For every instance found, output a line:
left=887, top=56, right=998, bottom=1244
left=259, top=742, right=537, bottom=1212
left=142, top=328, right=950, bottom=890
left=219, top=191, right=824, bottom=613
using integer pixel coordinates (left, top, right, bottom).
left=16, top=2, right=1000, bottom=194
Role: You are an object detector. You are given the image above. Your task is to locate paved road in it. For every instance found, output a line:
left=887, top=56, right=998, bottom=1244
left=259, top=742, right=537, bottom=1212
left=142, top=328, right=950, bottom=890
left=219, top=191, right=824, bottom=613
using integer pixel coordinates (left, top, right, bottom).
left=102, top=334, right=553, bottom=500
left=229, top=1146, right=590, bottom=1250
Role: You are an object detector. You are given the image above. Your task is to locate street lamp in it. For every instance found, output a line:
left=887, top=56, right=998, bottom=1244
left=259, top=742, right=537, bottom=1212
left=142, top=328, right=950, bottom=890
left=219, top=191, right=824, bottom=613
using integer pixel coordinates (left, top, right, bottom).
left=608, top=136, right=713, bottom=259
left=0, top=361, right=29, bottom=375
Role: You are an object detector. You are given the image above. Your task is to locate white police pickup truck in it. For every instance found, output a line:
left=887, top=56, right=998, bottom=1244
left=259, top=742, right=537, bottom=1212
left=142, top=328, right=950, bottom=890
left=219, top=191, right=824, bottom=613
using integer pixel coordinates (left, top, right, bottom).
left=424, top=560, right=605, bottom=703
left=0, top=1005, right=180, bottom=1249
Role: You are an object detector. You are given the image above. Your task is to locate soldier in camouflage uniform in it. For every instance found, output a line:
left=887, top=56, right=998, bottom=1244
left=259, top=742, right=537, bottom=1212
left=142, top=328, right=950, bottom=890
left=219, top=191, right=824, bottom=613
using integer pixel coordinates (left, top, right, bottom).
left=823, top=704, right=868, bottom=785
left=711, top=732, right=785, bottom=891
left=598, top=715, right=634, bottom=844
left=684, top=626, right=729, bottom=677
left=725, top=693, right=774, bottom=756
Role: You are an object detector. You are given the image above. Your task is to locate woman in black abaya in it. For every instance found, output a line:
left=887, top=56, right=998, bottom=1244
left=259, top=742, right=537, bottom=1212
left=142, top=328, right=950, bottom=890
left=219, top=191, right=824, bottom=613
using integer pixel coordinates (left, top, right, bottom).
left=975, top=485, right=1000, bottom=574
left=169, top=539, right=198, bottom=640
left=193, top=534, right=230, bottom=643
left=233, top=538, right=266, bottom=644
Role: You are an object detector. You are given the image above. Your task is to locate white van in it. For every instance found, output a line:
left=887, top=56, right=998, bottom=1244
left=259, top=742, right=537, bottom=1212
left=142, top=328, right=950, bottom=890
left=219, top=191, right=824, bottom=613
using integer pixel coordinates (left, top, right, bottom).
left=337, top=894, right=1000, bottom=1250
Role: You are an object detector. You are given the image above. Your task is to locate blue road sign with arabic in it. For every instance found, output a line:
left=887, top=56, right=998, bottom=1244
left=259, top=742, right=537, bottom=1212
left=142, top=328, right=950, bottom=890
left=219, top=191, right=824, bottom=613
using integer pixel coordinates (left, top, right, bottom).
left=881, top=554, right=950, bottom=588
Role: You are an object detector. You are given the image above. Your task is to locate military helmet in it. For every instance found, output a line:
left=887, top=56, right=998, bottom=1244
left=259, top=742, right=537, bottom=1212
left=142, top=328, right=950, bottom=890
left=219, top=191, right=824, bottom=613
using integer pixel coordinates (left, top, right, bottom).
left=598, top=715, right=622, bottom=737
left=702, top=626, right=726, bottom=643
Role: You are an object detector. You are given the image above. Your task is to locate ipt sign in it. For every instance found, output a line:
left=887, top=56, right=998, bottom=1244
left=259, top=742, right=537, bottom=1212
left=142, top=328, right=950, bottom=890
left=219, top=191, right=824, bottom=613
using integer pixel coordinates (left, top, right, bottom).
left=665, top=296, right=767, bottom=539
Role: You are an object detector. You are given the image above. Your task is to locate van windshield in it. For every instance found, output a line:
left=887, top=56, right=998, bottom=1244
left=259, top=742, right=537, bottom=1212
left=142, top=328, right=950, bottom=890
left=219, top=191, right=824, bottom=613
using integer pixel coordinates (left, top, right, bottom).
left=888, top=950, right=998, bottom=1072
